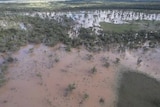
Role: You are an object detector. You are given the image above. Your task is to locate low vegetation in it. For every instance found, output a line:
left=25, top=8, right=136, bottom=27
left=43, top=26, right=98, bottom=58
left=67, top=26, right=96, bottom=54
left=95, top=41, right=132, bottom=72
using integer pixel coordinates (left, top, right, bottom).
left=0, top=73, right=5, bottom=87
left=100, top=21, right=160, bottom=33
left=0, top=14, right=73, bottom=52
left=64, top=83, right=76, bottom=96
left=103, top=61, right=110, bottom=68
left=79, top=93, right=89, bottom=104
left=0, top=10, right=160, bottom=53
left=0, top=1, right=160, bottom=12
left=100, top=22, right=138, bottom=33
left=90, top=66, right=97, bottom=74
left=0, top=63, right=8, bottom=87
left=99, top=98, right=105, bottom=103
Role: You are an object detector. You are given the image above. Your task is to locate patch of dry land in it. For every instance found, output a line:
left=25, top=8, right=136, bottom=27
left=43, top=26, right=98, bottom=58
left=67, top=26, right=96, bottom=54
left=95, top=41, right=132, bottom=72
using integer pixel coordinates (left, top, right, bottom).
left=0, top=44, right=160, bottom=107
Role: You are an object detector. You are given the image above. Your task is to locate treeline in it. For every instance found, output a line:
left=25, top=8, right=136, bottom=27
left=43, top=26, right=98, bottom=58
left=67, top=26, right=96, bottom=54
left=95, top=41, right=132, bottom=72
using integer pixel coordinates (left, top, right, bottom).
left=0, top=14, right=73, bottom=52
left=63, top=2, right=160, bottom=10
left=1, top=2, right=160, bottom=12
left=0, top=13, right=160, bottom=53
left=71, top=28, right=160, bottom=52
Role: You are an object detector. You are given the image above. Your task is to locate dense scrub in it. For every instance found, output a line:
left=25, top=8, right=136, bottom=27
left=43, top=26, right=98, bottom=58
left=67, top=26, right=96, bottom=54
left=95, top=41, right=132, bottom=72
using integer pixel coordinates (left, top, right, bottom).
left=71, top=27, right=160, bottom=52
left=0, top=10, right=160, bottom=53
left=0, top=14, right=72, bottom=52
left=0, top=17, right=160, bottom=52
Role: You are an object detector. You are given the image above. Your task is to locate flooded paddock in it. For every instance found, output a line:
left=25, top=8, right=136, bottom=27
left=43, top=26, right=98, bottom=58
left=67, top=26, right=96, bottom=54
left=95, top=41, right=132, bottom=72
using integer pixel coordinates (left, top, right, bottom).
left=0, top=8, right=160, bottom=107
left=0, top=44, right=160, bottom=107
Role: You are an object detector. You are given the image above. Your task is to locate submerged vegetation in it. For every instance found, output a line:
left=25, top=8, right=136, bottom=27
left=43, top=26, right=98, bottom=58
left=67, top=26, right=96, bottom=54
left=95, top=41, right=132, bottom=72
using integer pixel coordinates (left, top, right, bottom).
left=0, top=14, right=72, bottom=52
left=0, top=7, right=160, bottom=53
left=0, top=73, right=5, bottom=87
left=64, top=83, right=76, bottom=96
left=0, top=1, right=159, bottom=107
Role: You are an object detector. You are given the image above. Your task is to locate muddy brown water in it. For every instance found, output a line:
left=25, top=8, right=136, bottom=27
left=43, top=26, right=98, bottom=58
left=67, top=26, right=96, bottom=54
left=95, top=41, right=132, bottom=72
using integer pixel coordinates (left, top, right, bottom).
left=0, top=44, right=160, bottom=107
left=117, top=71, right=160, bottom=107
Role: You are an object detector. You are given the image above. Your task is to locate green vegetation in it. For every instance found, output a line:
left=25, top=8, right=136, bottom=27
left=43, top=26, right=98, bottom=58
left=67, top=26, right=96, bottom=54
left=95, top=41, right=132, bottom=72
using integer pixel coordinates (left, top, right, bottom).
left=36, top=73, right=42, bottom=78
left=0, top=73, right=6, bottom=87
left=0, top=1, right=160, bottom=12
left=54, top=57, right=59, bottom=63
left=91, top=66, right=97, bottom=74
left=115, top=58, right=120, bottom=64
left=0, top=12, right=160, bottom=53
left=0, top=64, right=8, bottom=72
left=0, top=14, right=72, bottom=52
left=0, top=54, right=16, bottom=87
left=100, top=22, right=138, bottom=33
left=131, top=20, right=160, bottom=31
left=0, top=2, right=159, bottom=53
left=137, top=58, right=142, bottom=65
left=79, top=93, right=89, bottom=104
left=28, top=48, right=34, bottom=53
left=85, top=54, right=93, bottom=60
left=103, top=61, right=110, bottom=68
left=83, top=93, right=89, bottom=99
left=0, top=63, right=8, bottom=87
left=117, top=71, right=160, bottom=107
left=64, top=83, right=76, bottom=96
left=100, top=20, right=160, bottom=33
left=67, top=83, right=76, bottom=91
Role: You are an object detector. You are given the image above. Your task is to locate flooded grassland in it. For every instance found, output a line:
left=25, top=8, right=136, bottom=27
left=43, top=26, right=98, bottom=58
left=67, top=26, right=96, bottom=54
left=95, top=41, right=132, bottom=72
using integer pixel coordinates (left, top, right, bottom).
left=0, top=9, right=160, bottom=107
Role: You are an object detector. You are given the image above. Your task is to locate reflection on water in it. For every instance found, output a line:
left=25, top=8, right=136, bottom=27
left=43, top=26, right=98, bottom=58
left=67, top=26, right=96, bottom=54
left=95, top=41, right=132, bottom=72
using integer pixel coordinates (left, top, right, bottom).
left=25, top=10, right=160, bottom=27
left=21, top=10, right=160, bottom=37
left=117, top=71, right=160, bottom=107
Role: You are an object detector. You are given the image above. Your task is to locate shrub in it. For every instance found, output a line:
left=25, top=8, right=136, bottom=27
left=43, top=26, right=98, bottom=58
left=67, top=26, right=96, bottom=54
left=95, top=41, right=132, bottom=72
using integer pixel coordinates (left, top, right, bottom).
left=103, top=62, right=110, bottom=68
left=91, top=66, right=97, bottom=74
left=99, top=98, right=105, bottom=103
left=64, top=83, right=76, bottom=96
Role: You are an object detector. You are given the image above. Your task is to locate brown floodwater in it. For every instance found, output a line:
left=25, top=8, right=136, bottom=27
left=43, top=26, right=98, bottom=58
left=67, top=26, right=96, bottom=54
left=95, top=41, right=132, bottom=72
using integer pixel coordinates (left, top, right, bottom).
left=0, top=44, right=160, bottom=107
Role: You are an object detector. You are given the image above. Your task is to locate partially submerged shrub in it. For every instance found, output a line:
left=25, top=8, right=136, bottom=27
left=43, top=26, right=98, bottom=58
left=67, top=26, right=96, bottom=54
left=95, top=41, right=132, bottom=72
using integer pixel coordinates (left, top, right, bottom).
left=55, top=57, right=59, bottom=63
left=114, top=58, right=120, bottom=64
left=103, top=61, right=110, bottom=68
left=0, top=64, right=8, bottom=87
left=65, top=45, right=71, bottom=52
left=99, top=98, right=105, bottom=103
left=0, top=73, right=6, bottom=87
left=28, top=48, right=34, bottom=53
left=79, top=93, right=89, bottom=104
left=6, top=56, right=14, bottom=63
left=85, top=54, right=93, bottom=60
left=64, top=83, right=76, bottom=96
left=0, top=64, right=8, bottom=73
left=90, top=66, right=97, bottom=74
left=137, top=58, right=142, bottom=65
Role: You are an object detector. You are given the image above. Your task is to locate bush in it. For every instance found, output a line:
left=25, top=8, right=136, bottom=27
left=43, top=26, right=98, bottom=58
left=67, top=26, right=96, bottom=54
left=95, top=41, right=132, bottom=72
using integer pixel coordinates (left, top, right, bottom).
left=103, top=62, right=110, bottom=68
left=64, top=83, right=76, bottom=96
left=99, top=98, right=105, bottom=103
left=91, top=66, right=97, bottom=74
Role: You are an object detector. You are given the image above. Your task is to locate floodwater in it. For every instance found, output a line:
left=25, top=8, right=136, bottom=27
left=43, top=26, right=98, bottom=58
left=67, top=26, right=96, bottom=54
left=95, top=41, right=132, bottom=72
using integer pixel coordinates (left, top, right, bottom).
left=0, top=9, right=160, bottom=107
left=117, top=71, right=160, bottom=107
left=1, top=10, right=160, bottom=37
left=0, top=44, right=160, bottom=107
left=25, top=10, right=160, bottom=26
left=20, top=10, right=160, bottom=37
